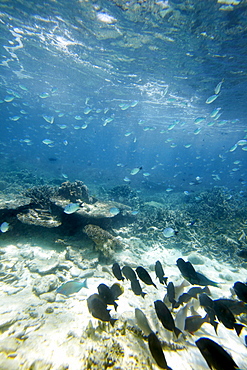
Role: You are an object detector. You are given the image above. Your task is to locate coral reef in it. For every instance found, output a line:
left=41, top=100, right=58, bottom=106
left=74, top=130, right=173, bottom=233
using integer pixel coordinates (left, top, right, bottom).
left=58, top=180, right=93, bottom=204
left=0, top=194, right=31, bottom=210
left=17, top=208, right=62, bottom=228
left=83, top=224, right=122, bottom=258
left=77, top=200, right=131, bottom=219
left=0, top=180, right=132, bottom=234
left=186, top=187, right=246, bottom=221
left=108, top=185, right=138, bottom=205
left=24, top=185, right=57, bottom=208
left=84, top=339, right=126, bottom=370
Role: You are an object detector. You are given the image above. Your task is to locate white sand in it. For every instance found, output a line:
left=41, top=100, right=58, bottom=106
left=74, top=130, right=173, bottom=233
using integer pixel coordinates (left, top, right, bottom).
left=0, top=241, right=246, bottom=369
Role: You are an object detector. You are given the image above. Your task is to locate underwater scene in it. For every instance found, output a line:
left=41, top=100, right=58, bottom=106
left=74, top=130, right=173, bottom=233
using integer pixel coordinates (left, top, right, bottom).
left=1, top=0, right=247, bottom=369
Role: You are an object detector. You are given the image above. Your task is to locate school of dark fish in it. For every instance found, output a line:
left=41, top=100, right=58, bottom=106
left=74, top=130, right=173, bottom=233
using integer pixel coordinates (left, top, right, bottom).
left=86, top=257, right=247, bottom=369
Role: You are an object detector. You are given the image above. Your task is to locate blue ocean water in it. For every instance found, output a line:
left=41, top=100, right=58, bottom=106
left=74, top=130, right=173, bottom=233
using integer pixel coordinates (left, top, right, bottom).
left=1, top=3, right=247, bottom=369
left=0, top=0, right=247, bottom=195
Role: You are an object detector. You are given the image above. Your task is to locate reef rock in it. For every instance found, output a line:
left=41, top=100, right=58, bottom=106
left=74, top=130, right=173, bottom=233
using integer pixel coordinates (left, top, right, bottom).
left=83, top=224, right=122, bottom=258
left=27, top=359, right=53, bottom=370
left=17, top=208, right=62, bottom=228
left=0, top=353, right=19, bottom=370
left=57, top=180, right=93, bottom=204
left=77, top=200, right=130, bottom=219
left=0, top=194, right=31, bottom=210
left=24, top=185, right=57, bottom=208
left=27, top=256, right=60, bottom=275
left=32, top=274, right=59, bottom=296
left=0, top=312, right=18, bottom=332
left=0, top=337, right=21, bottom=354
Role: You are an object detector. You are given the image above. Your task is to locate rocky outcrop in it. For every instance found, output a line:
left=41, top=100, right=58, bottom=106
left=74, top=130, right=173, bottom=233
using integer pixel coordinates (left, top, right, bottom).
left=17, top=208, right=62, bottom=228
left=83, top=224, right=123, bottom=258
left=57, top=180, right=93, bottom=204
left=1, top=181, right=132, bottom=231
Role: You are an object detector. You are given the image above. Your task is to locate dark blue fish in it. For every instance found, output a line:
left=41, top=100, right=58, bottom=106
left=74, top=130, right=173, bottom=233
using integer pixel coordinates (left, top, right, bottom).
left=233, top=281, right=247, bottom=303
left=56, top=279, right=88, bottom=296
left=176, top=258, right=218, bottom=287
left=167, top=281, right=179, bottom=309
left=122, top=266, right=137, bottom=281
left=176, top=258, right=200, bottom=285
left=196, top=272, right=219, bottom=287
left=136, top=266, right=157, bottom=288
left=154, top=300, right=182, bottom=338
left=131, top=279, right=146, bottom=298
left=98, top=283, right=118, bottom=310
left=112, top=262, right=124, bottom=281
left=196, top=337, right=239, bottom=370
left=87, top=293, right=117, bottom=326
left=148, top=332, right=173, bottom=370
left=155, top=261, right=168, bottom=285
left=213, top=299, right=244, bottom=336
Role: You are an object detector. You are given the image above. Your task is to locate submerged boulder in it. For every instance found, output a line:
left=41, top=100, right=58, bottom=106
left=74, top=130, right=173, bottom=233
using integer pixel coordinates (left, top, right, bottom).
left=83, top=224, right=122, bottom=258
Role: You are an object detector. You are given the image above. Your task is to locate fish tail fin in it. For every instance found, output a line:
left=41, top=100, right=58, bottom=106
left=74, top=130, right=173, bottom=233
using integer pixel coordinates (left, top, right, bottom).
left=83, top=278, right=88, bottom=289
left=212, top=321, right=218, bottom=334
left=203, top=286, right=211, bottom=295
left=110, top=318, right=118, bottom=327
left=172, top=300, right=180, bottom=309
left=174, top=327, right=182, bottom=338
left=234, top=323, right=244, bottom=336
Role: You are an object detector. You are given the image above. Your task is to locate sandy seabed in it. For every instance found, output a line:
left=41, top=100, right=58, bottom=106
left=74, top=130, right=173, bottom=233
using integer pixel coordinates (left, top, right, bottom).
left=0, top=239, right=246, bottom=370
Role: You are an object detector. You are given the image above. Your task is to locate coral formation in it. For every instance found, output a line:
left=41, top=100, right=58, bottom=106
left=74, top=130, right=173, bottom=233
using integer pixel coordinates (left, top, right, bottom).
left=77, top=200, right=131, bottom=219
left=186, top=187, right=246, bottom=221
left=0, top=194, right=31, bottom=210
left=58, top=180, right=93, bottom=203
left=24, top=185, right=57, bottom=208
left=83, top=224, right=122, bottom=258
left=84, top=338, right=125, bottom=370
left=108, top=185, right=138, bottom=204
left=17, top=208, right=61, bottom=228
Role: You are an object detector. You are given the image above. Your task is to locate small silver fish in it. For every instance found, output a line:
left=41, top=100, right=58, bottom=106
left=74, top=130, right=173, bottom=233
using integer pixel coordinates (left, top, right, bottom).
left=64, top=202, right=82, bottom=214
left=214, top=79, right=224, bottom=95
left=109, top=207, right=120, bottom=216
left=130, top=167, right=142, bottom=175
left=0, top=222, right=9, bottom=233
left=206, top=94, right=219, bottom=104
left=163, top=227, right=177, bottom=238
